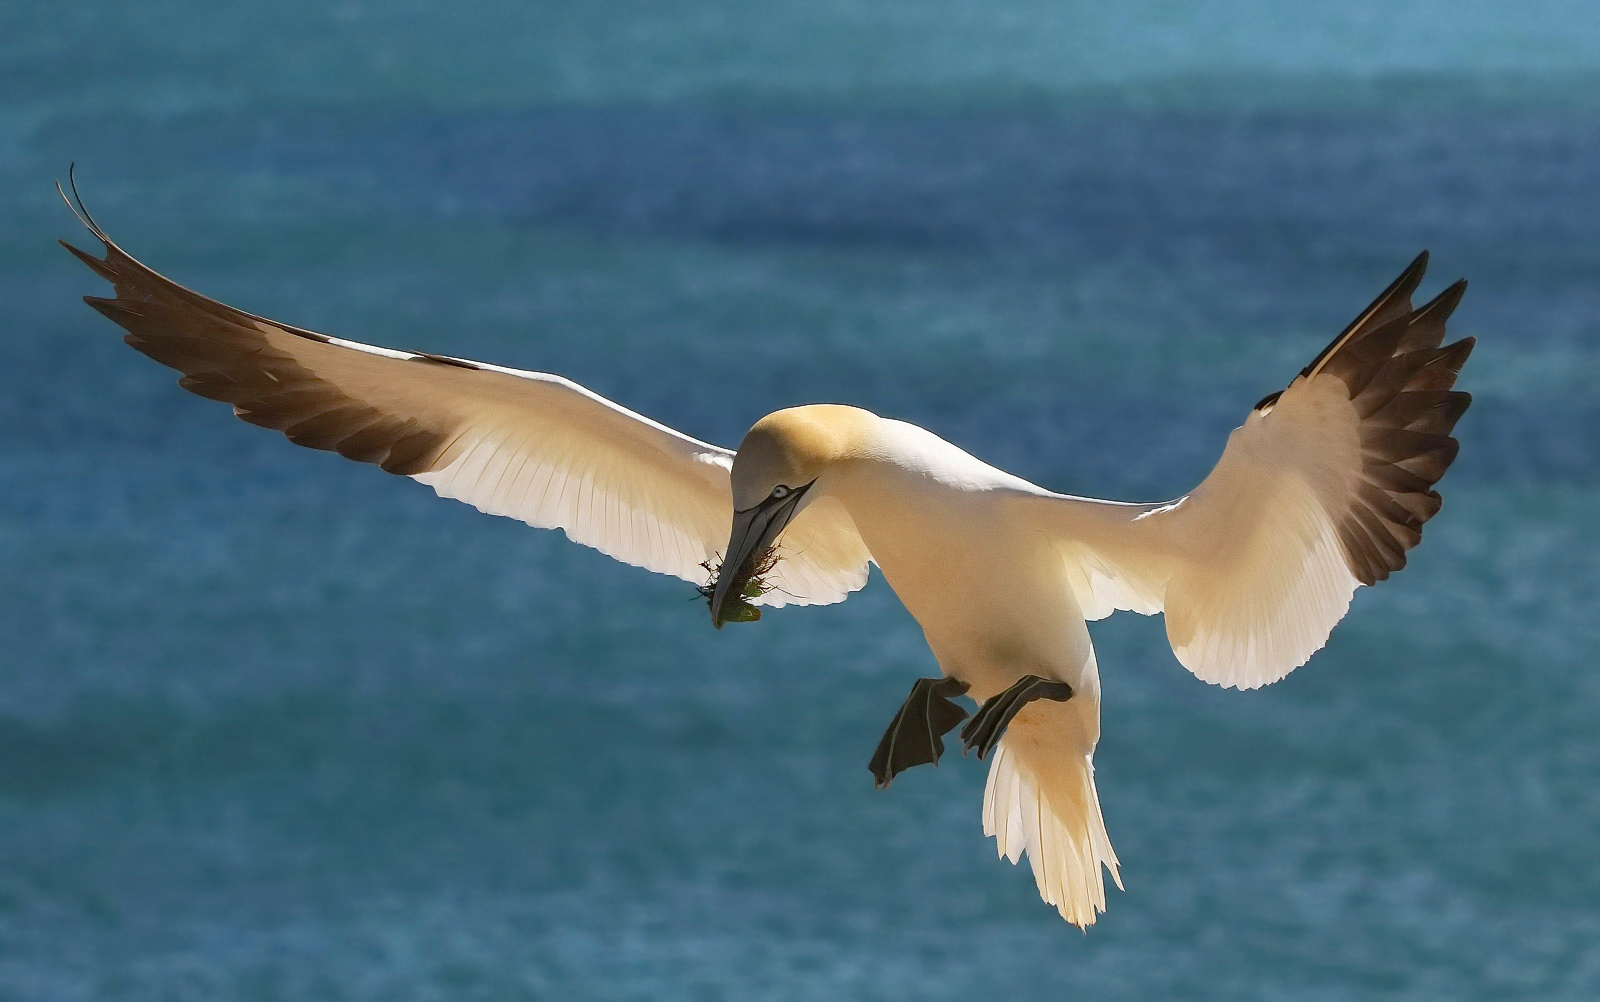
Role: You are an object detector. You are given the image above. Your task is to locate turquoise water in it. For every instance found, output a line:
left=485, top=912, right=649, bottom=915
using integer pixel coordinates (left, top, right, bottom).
left=3, top=2, right=1598, bottom=998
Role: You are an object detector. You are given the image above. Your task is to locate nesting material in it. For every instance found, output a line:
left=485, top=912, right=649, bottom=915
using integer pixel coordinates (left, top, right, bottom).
left=698, top=546, right=780, bottom=625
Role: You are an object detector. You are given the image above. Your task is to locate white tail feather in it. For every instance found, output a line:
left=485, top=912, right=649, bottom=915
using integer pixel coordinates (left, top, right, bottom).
left=982, top=735, right=1121, bottom=927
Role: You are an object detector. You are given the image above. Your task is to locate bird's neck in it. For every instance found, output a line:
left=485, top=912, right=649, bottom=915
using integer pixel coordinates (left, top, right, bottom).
left=822, top=419, right=1042, bottom=566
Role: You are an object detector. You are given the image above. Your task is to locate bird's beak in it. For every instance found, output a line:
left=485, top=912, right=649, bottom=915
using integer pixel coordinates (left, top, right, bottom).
left=709, top=486, right=810, bottom=628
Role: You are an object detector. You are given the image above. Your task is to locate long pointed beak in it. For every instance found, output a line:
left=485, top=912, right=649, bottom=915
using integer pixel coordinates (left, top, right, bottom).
left=709, top=491, right=807, bottom=628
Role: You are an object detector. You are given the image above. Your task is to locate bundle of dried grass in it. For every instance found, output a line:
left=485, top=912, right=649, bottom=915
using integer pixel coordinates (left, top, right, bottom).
left=697, top=546, right=780, bottom=625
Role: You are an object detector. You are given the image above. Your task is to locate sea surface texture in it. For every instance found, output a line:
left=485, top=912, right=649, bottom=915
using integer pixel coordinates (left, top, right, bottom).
left=2, top=1, right=1597, bottom=999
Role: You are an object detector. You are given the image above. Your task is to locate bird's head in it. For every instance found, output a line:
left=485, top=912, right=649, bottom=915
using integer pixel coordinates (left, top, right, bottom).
left=707, top=404, right=870, bottom=627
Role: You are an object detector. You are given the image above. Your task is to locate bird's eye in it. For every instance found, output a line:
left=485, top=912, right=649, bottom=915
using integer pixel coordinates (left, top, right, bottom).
left=770, top=485, right=791, bottom=500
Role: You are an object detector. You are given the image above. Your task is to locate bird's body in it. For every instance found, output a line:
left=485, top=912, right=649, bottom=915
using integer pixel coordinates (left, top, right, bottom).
left=61, top=178, right=1473, bottom=927
left=812, top=417, right=1104, bottom=750
left=798, top=416, right=1120, bottom=921
left=806, top=415, right=1079, bottom=691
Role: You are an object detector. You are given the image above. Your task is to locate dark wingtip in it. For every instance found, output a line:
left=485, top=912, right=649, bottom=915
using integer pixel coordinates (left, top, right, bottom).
left=1416, top=278, right=1469, bottom=321
left=83, top=295, right=127, bottom=320
left=1387, top=250, right=1431, bottom=302
left=1440, top=336, right=1476, bottom=367
left=1301, top=250, right=1435, bottom=380
left=56, top=164, right=113, bottom=245
left=56, top=176, right=88, bottom=232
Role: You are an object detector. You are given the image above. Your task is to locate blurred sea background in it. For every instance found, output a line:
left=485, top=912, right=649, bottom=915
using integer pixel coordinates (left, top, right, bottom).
left=3, top=1, right=1598, bottom=999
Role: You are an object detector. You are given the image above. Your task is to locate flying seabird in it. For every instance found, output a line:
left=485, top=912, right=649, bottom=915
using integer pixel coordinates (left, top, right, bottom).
left=60, top=178, right=1473, bottom=927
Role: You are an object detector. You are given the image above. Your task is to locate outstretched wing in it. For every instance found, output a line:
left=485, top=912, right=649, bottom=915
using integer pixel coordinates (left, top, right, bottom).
left=61, top=181, right=869, bottom=605
left=1028, top=253, right=1473, bottom=688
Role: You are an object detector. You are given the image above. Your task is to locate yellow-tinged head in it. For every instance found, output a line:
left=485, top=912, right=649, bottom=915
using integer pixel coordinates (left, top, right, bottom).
left=729, top=404, right=872, bottom=509
left=708, top=404, right=874, bottom=627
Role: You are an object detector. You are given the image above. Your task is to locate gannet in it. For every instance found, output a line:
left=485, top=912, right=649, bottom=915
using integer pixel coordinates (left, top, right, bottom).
left=60, top=178, right=1472, bottom=927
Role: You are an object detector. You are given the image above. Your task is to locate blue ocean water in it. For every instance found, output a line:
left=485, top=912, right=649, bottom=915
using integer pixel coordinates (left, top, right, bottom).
left=2, top=1, right=1597, bottom=998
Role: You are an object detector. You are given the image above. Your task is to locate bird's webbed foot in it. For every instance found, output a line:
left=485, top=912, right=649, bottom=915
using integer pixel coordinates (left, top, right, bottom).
left=960, top=674, right=1075, bottom=760
left=869, top=676, right=970, bottom=789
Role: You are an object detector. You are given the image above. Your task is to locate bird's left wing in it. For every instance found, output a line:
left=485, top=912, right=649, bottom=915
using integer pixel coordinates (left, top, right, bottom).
left=1019, top=253, right=1473, bottom=689
left=61, top=185, right=869, bottom=603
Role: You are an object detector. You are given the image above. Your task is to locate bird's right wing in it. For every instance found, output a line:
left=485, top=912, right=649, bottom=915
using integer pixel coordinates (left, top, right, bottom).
left=62, top=182, right=870, bottom=604
left=1020, top=254, right=1473, bottom=689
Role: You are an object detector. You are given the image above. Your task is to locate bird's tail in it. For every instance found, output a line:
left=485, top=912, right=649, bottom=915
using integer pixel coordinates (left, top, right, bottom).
left=981, top=699, right=1122, bottom=928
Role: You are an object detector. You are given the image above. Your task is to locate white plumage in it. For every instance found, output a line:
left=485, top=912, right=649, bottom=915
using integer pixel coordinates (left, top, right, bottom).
left=63, top=179, right=1472, bottom=927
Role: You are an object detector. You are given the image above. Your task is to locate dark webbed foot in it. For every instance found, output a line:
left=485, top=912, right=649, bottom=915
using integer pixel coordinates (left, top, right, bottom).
left=960, top=675, right=1075, bottom=760
left=869, top=677, right=970, bottom=789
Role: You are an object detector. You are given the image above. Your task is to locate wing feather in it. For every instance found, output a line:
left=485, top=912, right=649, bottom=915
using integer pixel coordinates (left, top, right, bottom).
left=1026, top=254, right=1473, bottom=688
left=62, top=181, right=869, bottom=601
